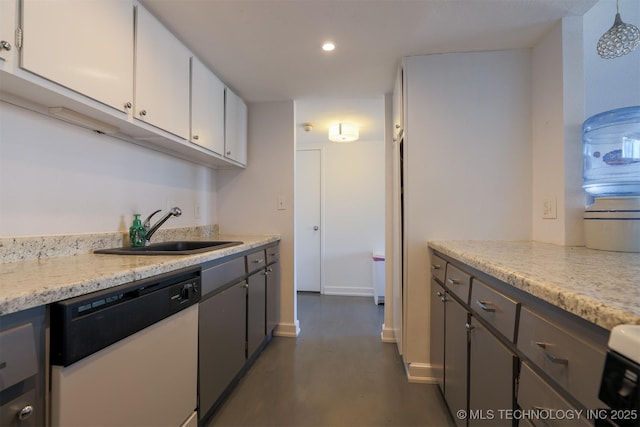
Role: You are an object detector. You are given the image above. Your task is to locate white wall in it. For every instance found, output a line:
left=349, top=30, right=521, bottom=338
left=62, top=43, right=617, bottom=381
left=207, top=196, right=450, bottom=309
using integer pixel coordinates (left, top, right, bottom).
left=403, top=50, right=532, bottom=378
left=0, top=101, right=217, bottom=236
left=531, top=17, right=585, bottom=246
left=583, top=0, right=640, bottom=117
left=295, top=98, right=385, bottom=297
left=217, top=101, right=297, bottom=336
left=531, top=1, right=640, bottom=245
left=319, top=138, right=385, bottom=296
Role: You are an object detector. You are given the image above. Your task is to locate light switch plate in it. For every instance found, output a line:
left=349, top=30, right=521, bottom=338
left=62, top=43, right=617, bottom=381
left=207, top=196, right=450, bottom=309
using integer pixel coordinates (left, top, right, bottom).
left=543, top=197, right=557, bottom=219
left=277, top=196, right=286, bottom=210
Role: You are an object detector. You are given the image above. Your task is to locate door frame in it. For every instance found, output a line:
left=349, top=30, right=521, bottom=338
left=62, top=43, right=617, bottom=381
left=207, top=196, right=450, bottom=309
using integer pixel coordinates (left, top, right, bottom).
left=295, top=147, right=325, bottom=294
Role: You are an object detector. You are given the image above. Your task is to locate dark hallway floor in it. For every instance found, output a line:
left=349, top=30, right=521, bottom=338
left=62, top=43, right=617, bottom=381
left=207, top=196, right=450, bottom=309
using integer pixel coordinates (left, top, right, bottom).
left=208, top=293, right=454, bottom=427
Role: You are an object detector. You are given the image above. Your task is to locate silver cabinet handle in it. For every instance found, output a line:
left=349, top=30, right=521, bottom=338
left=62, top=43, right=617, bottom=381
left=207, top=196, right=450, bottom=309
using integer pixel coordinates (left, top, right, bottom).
left=465, top=322, right=474, bottom=331
left=139, top=110, right=147, bottom=117
left=436, top=291, right=443, bottom=297
left=193, top=135, right=199, bottom=140
left=18, top=405, right=33, bottom=421
left=226, top=150, right=231, bottom=155
left=475, top=300, right=495, bottom=312
left=124, top=101, right=132, bottom=109
left=395, top=124, right=401, bottom=129
left=253, top=259, right=264, bottom=264
left=0, top=40, right=11, bottom=51
left=431, top=264, right=441, bottom=270
left=535, top=342, right=569, bottom=365
left=447, top=278, right=459, bottom=285
left=313, top=225, right=319, bottom=231
left=267, top=267, right=273, bottom=272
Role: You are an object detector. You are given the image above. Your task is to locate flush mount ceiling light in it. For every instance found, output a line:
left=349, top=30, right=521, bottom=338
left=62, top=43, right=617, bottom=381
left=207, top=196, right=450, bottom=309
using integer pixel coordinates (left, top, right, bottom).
left=597, top=0, right=640, bottom=59
left=322, top=42, right=335, bottom=52
left=328, top=123, right=359, bottom=142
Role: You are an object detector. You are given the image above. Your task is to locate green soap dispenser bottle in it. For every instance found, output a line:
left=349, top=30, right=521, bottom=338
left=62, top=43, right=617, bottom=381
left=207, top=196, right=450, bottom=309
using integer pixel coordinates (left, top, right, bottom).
left=129, top=214, right=146, bottom=247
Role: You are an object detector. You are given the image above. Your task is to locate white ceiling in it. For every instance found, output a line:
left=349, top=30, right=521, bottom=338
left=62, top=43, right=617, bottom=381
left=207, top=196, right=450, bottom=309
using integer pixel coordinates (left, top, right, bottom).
left=140, top=0, right=598, bottom=141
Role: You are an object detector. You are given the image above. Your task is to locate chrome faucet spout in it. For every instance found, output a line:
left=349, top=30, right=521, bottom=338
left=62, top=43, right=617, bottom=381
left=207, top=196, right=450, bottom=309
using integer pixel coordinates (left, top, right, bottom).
left=144, top=207, right=182, bottom=244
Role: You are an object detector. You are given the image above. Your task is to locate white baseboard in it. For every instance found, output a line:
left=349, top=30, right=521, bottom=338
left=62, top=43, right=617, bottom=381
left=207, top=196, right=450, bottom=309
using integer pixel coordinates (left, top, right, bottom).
left=323, top=286, right=373, bottom=297
left=273, top=320, right=300, bottom=337
left=380, top=323, right=396, bottom=343
left=406, top=362, right=438, bottom=384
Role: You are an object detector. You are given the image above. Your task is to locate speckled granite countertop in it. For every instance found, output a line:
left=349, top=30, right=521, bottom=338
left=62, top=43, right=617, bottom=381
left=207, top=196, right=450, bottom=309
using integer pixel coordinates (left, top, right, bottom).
left=428, top=240, right=640, bottom=331
left=0, top=233, right=279, bottom=316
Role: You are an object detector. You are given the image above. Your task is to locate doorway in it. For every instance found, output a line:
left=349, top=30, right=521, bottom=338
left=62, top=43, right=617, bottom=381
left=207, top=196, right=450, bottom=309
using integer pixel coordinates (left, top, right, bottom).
left=295, top=148, right=322, bottom=293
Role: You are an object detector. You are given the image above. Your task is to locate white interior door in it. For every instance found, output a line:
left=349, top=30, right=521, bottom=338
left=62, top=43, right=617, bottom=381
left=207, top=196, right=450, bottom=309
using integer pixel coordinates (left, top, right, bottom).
left=295, top=149, right=321, bottom=292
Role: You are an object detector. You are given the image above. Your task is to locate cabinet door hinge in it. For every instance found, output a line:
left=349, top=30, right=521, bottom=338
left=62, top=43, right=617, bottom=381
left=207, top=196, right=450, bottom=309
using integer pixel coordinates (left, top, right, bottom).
left=15, top=27, right=22, bottom=50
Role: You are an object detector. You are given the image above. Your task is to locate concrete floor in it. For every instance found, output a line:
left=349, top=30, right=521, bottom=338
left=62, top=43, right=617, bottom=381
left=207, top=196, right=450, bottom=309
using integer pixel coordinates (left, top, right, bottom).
left=208, top=293, right=454, bottom=427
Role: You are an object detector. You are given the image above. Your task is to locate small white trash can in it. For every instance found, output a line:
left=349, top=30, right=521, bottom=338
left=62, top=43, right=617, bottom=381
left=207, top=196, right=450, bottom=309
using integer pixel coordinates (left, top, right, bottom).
left=372, top=252, right=385, bottom=305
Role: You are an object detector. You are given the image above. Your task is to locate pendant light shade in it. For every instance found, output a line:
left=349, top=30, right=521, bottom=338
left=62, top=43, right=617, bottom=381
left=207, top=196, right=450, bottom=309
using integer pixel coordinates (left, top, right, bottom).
left=597, top=0, right=640, bottom=59
left=328, top=123, right=359, bottom=142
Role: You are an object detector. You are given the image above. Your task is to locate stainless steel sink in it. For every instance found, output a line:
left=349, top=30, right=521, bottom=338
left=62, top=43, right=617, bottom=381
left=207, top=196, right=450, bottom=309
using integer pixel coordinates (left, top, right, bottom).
left=94, top=241, right=243, bottom=255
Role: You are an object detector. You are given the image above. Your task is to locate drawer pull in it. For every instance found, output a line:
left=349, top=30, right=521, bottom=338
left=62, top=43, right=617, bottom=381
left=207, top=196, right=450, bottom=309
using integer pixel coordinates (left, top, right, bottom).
left=253, top=259, right=264, bottom=264
left=475, top=300, right=496, bottom=312
left=447, top=278, right=460, bottom=285
left=431, top=264, right=441, bottom=270
left=465, top=322, right=474, bottom=331
left=535, top=342, right=569, bottom=365
left=436, top=291, right=443, bottom=297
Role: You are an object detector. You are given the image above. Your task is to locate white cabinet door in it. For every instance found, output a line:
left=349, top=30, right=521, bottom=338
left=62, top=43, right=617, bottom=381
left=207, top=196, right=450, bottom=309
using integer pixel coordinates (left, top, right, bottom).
left=20, top=0, right=133, bottom=113
left=135, top=3, right=190, bottom=139
left=224, top=87, right=247, bottom=165
left=191, top=57, right=224, bottom=155
left=0, top=0, right=17, bottom=67
left=392, top=66, right=403, bottom=142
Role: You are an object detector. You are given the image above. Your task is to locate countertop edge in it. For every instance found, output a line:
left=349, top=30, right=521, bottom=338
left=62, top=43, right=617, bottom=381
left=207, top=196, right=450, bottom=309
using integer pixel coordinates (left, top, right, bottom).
left=0, top=235, right=280, bottom=316
left=428, top=240, right=640, bottom=331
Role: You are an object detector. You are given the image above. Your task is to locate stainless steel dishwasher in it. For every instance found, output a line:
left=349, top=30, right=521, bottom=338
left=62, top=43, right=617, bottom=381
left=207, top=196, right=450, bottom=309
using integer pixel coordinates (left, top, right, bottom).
left=49, top=266, right=201, bottom=427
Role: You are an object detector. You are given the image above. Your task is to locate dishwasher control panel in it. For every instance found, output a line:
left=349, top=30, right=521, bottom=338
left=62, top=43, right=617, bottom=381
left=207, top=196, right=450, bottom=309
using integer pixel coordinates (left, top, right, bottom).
left=170, top=279, right=200, bottom=310
left=50, top=266, right=201, bottom=367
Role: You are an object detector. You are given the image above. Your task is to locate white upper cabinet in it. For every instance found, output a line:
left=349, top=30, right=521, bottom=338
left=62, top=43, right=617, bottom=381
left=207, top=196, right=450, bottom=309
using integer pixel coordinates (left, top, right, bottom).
left=224, top=87, right=247, bottom=166
left=0, top=0, right=16, bottom=67
left=191, top=57, right=225, bottom=155
left=20, top=0, right=134, bottom=113
left=135, top=3, right=190, bottom=139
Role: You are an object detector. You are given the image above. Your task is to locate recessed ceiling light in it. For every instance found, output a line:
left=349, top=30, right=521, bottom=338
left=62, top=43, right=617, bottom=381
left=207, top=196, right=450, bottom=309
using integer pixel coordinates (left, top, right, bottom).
left=322, top=42, right=335, bottom=52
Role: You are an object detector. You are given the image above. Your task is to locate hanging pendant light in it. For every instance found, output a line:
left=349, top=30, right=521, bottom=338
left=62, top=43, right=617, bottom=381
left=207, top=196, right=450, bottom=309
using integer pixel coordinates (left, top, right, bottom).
left=597, top=0, right=640, bottom=59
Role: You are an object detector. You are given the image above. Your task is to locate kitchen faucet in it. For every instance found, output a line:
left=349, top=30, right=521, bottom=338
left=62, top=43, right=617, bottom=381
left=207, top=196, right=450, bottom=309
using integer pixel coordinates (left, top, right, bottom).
left=143, top=207, right=182, bottom=244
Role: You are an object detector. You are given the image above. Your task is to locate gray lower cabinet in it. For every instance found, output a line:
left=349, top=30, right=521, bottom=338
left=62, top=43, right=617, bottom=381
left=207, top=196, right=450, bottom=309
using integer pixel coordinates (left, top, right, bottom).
left=247, top=271, right=266, bottom=357
left=445, top=294, right=469, bottom=427
left=468, top=315, right=517, bottom=427
left=198, top=280, right=246, bottom=418
left=518, top=362, right=591, bottom=427
left=430, top=279, right=446, bottom=393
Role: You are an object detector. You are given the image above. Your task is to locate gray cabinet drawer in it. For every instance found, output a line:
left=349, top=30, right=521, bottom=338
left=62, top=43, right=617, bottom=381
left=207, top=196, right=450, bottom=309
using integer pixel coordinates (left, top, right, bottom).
left=430, top=253, right=447, bottom=283
left=266, top=246, right=279, bottom=264
left=518, top=362, right=591, bottom=426
left=470, top=279, right=519, bottom=342
left=247, top=249, right=267, bottom=273
left=445, top=264, right=471, bottom=303
left=201, top=257, right=245, bottom=296
left=518, top=307, right=606, bottom=410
